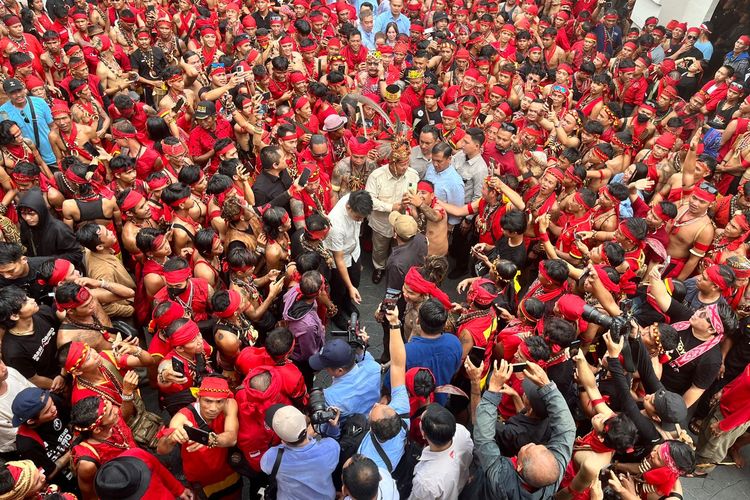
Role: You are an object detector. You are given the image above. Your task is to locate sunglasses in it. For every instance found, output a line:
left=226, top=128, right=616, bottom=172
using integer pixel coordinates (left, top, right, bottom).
left=699, top=182, right=718, bottom=194
left=687, top=35, right=697, bottom=40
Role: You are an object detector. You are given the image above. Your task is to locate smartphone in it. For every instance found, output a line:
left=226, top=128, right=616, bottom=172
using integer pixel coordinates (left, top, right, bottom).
left=184, top=425, right=211, bottom=445
left=298, top=167, right=311, bottom=187
left=408, top=182, right=417, bottom=195
left=569, top=339, right=582, bottom=356
left=172, top=96, right=185, bottom=114
left=172, top=357, right=186, bottom=376
left=274, top=271, right=285, bottom=284
left=257, top=103, right=269, bottom=115
left=468, top=345, right=486, bottom=367
left=512, top=362, right=528, bottom=373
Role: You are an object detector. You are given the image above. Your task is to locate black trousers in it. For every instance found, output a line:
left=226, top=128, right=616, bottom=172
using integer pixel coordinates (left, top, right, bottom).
left=330, top=256, right=362, bottom=318
left=449, top=223, right=476, bottom=272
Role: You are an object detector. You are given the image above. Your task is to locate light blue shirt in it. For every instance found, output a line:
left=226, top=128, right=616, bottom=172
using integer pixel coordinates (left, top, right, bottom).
left=358, top=384, right=409, bottom=471
left=359, top=24, right=377, bottom=51
left=261, top=438, right=340, bottom=500
left=324, top=351, right=382, bottom=418
left=0, top=97, right=54, bottom=165
left=374, top=11, right=410, bottom=36
left=695, top=40, right=714, bottom=61
left=424, top=163, right=465, bottom=225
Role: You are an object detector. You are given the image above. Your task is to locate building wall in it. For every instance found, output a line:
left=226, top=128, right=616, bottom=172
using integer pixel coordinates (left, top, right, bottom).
left=630, top=0, right=721, bottom=28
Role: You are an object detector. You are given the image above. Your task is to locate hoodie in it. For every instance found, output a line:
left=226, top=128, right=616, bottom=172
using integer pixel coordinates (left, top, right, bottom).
left=18, top=188, right=83, bottom=270
left=282, top=286, right=325, bottom=362
left=235, top=365, right=292, bottom=472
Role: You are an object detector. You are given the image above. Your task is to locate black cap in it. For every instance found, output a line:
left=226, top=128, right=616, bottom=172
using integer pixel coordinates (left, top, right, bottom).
left=309, top=339, right=354, bottom=371
left=3, top=78, right=23, bottom=93
left=11, top=388, right=49, bottom=427
left=194, top=100, right=216, bottom=119
left=433, top=11, right=448, bottom=23
left=94, top=456, right=151, bottom=500
left=653, top=388, right=687, bottom=432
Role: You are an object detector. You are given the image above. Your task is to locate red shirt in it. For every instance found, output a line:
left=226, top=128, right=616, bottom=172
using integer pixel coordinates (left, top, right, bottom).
left=188, top=117, right=235, bottom=170
left=177, top=403, right=235, bottom=486
left=719, top=364, right=750, bottom=431
left=483, top=143, right=520, bottom=176
left=341, top=44, right=368, bottom=73
left=235, top=346, right=308, bottom=407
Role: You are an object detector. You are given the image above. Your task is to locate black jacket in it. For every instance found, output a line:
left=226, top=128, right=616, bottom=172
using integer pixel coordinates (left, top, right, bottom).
left=18, top=188, right=83, bottom=270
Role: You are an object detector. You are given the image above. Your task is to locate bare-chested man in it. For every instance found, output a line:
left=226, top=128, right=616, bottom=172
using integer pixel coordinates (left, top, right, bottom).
left=95, top=34, right=137, bottom=98
left=40, top=31, right=68, bottom=88
left=48, top=102, right=98, bottom=162
left=330, top=137, right=378, bottom=205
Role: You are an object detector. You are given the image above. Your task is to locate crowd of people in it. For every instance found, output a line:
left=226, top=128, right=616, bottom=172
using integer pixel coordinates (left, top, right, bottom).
left=0, top=0, right=747, bottom=498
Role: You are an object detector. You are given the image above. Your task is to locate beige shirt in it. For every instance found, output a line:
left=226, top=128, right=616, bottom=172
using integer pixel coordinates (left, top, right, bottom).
left=84, top=249, right=136, bottom=318
left=409, top=424, right=474, bottom=500
left=365, top=165, right=419, bottom=237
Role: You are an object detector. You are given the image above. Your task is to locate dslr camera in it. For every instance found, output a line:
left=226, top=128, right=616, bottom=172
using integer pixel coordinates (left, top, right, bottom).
left=330, top=312, right=366, bottom=350
left=308, top=387, right=337, bottom=426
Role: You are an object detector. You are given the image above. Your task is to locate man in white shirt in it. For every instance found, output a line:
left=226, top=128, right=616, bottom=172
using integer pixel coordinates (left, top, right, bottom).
left=342, top=454, right=399, bottom=500
left=365, top=141, right=419, bottom=284
left=324, top=190, right=373, bottom=330
left=0, top=359, right=36, bottom=455
left=410, top=404, right=473, bottom=499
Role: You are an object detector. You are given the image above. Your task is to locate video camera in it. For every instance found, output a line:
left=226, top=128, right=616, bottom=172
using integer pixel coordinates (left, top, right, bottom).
left=330, top=312, right=365, bottom=350
left=308, top=387, right=337, bottom=426
left=581, top=300, right=635, bottom=373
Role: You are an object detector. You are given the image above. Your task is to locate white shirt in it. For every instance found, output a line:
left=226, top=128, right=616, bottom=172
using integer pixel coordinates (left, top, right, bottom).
left=409, top=424, right=474, bottom=500
left=345, top=467, right=399, bottom=500
left=451, top=151, right=489, bottom=204
left=365, top=165, right=419, bottom=237
left=325, top=193, right=362, bottom=267
left=0, top=367, right=36, bottom=452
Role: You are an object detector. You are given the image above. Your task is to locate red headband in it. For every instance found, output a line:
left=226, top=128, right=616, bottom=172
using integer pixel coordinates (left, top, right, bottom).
left=566, top=166, right=583, bottom=185
left=64, top=341, right=90, bottom=372
left=213, top=290, right=242, bottom=318
left=594, top=265, right=620, bottom=293
left=112, top=128, right=137, bottom=139
left=467, top=278, right=497, bottom=306
left=693, top=185, right=716, bottom=202
left=148, top=176, right=169, bottom=191
left=56, top=286, right=91, bottom=311
left=41, top=259, right=72, bottom=287
left=169, top=320, right=200, bottom=347
left=652, top=203, right=673, bottom=222
left=706, top=265, right=730, bottom=293
left=164, top=267, right=192, bottom=285
left=574, top=191, right=593, bottom=209
left=306, top=227, right=329, bottom=240
left=618, top=221, right=638, bottom=243
left=217, top=142, right=235, bottom=156
left=293, top=97, right=309, bottom=111
left=162, top=141, right=187, bottom=156
left=519, top=341, right=547, bottom=368
left=64, top=168, right=88, bottom=185
left=150, top=301, right=185, bottom=331
left=417, top=181, right=433, bottom=193
left=150, top=234, right=165, bottom=252
left=404, top=267, right=453, bottom=309
left=120, top=190, right=143, bottom=212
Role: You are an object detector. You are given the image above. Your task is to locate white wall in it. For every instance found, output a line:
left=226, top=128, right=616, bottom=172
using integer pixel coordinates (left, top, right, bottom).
left=631, top=0, right=721, bottom=28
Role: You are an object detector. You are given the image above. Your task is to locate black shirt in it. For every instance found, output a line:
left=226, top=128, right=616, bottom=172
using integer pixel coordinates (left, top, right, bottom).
left=252, top=11, right=272, bottom=30
left=1, top=305, right=59, bottom=379
left=494, top=236, right=527, bottom=271
left=252, top=169, right=293, bottom=208
left=499, top=413, right=550, bottom=457
left=660, top=298, right=723, bottom=393
left=385, top=234, right=428, bottom=291
left=16, top=393, right=74, bottom=487
left=0, top=257, right=54, bottom=303
left=130, top=47, right=168, bottom=79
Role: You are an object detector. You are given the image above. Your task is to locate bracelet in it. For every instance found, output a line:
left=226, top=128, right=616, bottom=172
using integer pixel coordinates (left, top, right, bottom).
left=121, top=392, right=134, bottom=402
left=389, top=322, right=402, bottom=329
left=133, top=347, right=143, bottom=357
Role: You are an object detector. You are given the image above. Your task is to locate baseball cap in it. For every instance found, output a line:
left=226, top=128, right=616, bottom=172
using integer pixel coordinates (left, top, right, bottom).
left=522, top=378, right=548, bottom=418
left=388, top=211, right=418, bottom=240
left=309, top=338, right=354, bottom=370
left=3, top=78, right=23, bottom=93
left=432, top=11, right=448, bottom=23
left=11, top=388, right=50, bottom=427
left=194, top=100, right=216, bottom=120
left=652, top=388, right=687, bottom=431
left=265, top=404, right=307, bottom=442
left=322, top=114, right=347, bottom=132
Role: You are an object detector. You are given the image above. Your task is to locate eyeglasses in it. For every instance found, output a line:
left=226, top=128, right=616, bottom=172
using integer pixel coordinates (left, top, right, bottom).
left=687, top=35, right=697, bottom=40
left=311, top=150, right=329, bottom=158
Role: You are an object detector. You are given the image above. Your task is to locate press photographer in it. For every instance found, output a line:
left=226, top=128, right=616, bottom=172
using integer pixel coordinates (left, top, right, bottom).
left=309, top=321, right=381, bottom=421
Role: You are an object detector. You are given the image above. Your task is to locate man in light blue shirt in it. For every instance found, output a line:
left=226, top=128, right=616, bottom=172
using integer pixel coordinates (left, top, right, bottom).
left=310, top=339, right=382, bottom=419
left=0, top=79, right=55, bottom=166
left=359, top=12, right=377, bottom=51
left=358, top=305, right=409, bottom=472
left=374, top=0, right=410, bottom=36
left=424, top=142, right=465, bottom=226
left=261, top=404, right=341, bottom=500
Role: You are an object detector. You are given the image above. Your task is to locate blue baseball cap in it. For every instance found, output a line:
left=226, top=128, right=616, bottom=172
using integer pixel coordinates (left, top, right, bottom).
left=11, top=388, right=50, bottom=427
left=309, top=339, right=354, bottom=371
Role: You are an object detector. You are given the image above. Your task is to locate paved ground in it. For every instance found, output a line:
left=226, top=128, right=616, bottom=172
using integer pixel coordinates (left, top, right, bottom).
left=338, top=251, right=750, bottom=499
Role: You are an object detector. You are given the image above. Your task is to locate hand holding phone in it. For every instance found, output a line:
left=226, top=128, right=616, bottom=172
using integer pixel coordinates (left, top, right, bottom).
left=298, top=167, right=311, bottom=187
left=171, top=357, right=186, bottom=376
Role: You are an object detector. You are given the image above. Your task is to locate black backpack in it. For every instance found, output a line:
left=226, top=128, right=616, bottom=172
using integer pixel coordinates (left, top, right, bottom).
left=336, top=413, right=423, bottom=498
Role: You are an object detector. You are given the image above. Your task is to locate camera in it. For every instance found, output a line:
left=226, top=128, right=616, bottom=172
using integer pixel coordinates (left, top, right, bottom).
left=308, top=388, right=337, bottom=425
left=331, top=312, right=365, bottom=350
left=581, top=303, right=634, bottom=372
